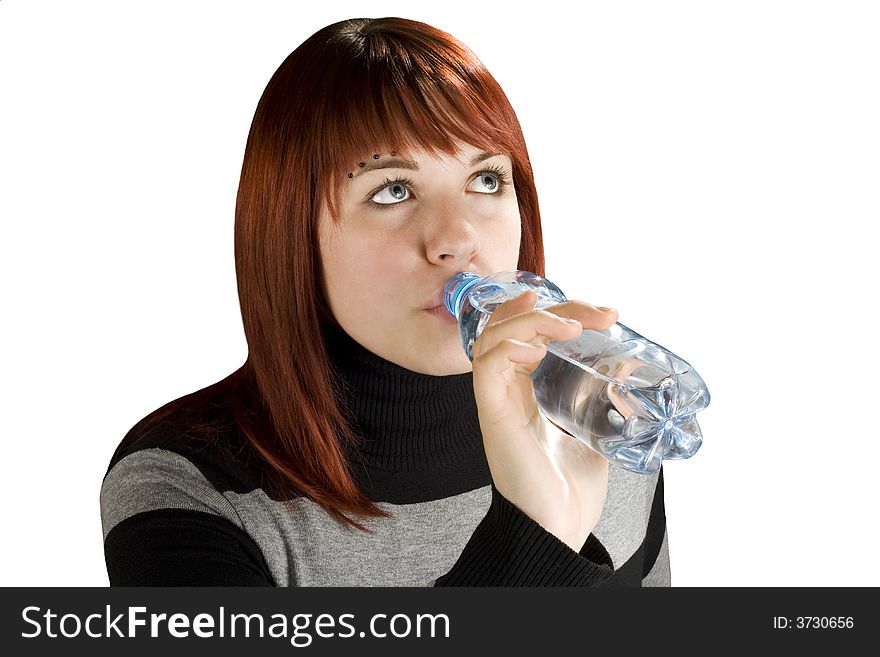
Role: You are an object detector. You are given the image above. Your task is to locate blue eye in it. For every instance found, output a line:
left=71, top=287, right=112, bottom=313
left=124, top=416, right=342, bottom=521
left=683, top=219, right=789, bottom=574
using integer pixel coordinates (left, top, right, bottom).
left=468, top=167, right=507, bottom=194
left=467, top=164, right=514, bottom=194
left=366, top=164, right=512, bottom=211
left=370, top=178, right=415, bottom=206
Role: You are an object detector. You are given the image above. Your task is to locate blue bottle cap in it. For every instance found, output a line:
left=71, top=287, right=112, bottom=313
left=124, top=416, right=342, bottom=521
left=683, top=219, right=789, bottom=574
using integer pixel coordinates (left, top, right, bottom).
left=443, top=271, right=483, bottom=319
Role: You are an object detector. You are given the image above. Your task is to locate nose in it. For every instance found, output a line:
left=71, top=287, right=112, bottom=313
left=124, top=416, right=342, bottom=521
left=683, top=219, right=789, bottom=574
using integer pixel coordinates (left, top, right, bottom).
left=423, top=202, right=481, bottom=265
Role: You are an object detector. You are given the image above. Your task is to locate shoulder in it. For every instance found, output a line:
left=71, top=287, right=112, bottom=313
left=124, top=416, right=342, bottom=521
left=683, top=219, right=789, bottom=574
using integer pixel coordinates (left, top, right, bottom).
left=100, top=395, right=264, bottom=541
left=100, top=376, right=282, bottom=585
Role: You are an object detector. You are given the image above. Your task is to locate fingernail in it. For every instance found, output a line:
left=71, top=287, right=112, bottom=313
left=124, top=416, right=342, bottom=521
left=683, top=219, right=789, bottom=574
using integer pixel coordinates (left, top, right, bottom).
left=597, top=306, right=616, bottom=312
left=563, top=318, right=581, bottom=325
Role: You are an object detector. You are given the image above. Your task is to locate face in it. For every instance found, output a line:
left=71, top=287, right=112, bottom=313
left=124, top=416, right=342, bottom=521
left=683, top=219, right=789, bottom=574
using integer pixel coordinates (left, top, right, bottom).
left=318, top=140, right=522, bottom=375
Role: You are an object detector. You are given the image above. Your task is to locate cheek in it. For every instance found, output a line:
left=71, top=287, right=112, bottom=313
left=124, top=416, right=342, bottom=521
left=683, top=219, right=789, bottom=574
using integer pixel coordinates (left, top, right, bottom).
left=486, top=201, right=523, bottom=259
left=323, top=228, right=408, bottom=308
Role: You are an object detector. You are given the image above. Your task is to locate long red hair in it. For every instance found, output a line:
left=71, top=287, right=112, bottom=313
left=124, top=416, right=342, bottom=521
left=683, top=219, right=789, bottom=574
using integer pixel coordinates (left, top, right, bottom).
left=114, top=17, right=546, bottom=532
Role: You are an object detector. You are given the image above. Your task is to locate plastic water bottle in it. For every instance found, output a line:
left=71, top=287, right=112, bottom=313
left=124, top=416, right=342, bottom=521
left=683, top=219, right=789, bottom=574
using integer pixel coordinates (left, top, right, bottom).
left=443, top=270, right=710, bottom=476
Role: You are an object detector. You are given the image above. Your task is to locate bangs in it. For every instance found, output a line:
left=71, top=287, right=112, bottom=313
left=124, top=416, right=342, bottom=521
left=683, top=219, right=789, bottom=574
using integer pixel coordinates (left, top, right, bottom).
left=314, top=26, right=519, bottom=221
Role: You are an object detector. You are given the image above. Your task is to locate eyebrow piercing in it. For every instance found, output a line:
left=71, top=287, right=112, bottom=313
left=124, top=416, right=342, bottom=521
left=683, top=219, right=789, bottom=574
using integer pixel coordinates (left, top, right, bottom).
left=348, top=152, right=397, bottom=179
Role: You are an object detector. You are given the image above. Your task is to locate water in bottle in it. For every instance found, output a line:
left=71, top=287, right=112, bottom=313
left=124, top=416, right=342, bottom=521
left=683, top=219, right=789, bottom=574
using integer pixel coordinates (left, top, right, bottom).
left=443, top=270, right=710, bottom=476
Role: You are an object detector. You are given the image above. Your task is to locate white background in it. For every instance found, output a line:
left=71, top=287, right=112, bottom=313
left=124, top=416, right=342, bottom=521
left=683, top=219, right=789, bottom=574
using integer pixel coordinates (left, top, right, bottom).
left=2, top=0, right=877, bottom=587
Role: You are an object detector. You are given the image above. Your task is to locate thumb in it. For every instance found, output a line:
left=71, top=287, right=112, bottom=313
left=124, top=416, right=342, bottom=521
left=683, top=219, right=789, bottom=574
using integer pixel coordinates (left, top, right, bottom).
left=487, top=288, right=538, bottom=325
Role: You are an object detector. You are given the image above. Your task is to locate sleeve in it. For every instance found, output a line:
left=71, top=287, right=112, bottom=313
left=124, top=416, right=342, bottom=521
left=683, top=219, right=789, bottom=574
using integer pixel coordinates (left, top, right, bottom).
left=641, top=465, right=671, bottom=587
left=100, top=447, right=275, bottom=586
left=432, top=482, right=614, bottom=586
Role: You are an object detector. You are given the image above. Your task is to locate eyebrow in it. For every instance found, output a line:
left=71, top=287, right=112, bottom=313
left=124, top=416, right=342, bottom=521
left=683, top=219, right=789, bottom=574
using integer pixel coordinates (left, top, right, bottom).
left=352, top=151, right=503, bottom=177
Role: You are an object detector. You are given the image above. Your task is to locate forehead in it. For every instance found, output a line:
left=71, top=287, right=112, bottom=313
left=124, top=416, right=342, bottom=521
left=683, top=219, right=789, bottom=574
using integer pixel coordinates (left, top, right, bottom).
left=346, top=143, right=506, bottom=177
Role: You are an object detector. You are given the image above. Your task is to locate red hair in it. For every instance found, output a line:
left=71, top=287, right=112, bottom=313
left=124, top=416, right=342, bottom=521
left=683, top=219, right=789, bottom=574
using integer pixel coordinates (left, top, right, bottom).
left=115, top=17, right=546, bottom=532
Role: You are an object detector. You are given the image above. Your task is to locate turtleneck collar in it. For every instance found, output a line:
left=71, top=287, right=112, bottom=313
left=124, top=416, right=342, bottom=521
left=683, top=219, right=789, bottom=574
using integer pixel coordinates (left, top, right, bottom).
left=321, top=318, right=485, bottom=474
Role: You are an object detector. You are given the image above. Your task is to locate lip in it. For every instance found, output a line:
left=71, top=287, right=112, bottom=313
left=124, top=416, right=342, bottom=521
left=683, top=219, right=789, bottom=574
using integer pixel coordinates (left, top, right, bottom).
left=421, top=271, right=481, bottom=311
left=422, top=294, right=446, bottom=311
left=423, top=304, right=457, bottom=324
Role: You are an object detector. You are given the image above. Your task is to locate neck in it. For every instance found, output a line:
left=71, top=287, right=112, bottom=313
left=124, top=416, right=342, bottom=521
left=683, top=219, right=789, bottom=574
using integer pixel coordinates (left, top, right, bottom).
left=322, top=317, right=484, bottom=472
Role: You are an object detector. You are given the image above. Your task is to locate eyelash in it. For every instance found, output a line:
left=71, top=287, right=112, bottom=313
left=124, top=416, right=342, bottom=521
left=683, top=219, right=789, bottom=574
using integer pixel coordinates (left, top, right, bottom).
left=366, top=164, right=513, bottom=211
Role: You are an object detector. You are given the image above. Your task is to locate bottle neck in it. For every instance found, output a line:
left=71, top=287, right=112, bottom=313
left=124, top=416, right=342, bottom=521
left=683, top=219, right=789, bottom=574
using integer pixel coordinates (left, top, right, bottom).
left=443, top=272, right=483, bottom=320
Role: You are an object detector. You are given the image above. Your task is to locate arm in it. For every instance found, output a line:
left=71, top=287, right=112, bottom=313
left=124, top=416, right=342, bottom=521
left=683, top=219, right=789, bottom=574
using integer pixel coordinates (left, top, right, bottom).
left=100, top=447, right=275, bottom=586
left=641, top=465, right=671, bottom=587
left=432, top=483, right=614, bottom=586
left=103, top=508, right=275, bottom=586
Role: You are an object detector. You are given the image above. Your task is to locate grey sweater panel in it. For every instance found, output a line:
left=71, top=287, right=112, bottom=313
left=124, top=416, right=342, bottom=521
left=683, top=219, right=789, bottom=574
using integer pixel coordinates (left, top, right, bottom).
left=101, top=447, right=669, bottom=586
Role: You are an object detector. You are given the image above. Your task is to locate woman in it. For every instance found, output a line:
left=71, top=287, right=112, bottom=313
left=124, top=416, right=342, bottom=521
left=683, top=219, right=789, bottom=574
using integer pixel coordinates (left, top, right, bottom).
left=100, top=16, right=670, bottom=586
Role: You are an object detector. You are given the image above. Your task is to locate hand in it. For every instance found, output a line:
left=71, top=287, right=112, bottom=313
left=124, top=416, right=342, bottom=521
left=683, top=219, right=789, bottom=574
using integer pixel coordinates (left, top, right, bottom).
left=471, top=289, right=619, bottom=551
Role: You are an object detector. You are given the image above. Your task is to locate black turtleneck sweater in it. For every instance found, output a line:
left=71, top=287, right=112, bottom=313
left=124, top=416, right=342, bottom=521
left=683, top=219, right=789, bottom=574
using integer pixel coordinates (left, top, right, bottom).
left=100, top=320, right=670, bottom=586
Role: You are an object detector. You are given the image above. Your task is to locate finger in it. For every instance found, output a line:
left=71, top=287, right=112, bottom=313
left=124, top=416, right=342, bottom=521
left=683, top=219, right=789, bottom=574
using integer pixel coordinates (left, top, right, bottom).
left=472, top=337, right=547, bottom=422
left=485, top=289, right=539, bottom=325
left=474, top=307, right=585, bottom=358
left=545, top=301, right=619, bottom=330
left=483, top=337, right=547, bottom=369
left=606, top=357, right=644, bottom=419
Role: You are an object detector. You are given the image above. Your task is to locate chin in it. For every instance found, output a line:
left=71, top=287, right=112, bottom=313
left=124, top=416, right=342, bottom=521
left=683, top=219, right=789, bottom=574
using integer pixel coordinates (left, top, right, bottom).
left=438, top=344, right=473, bottom=375
left=407, top=313, right=471, bottom=372
left=411, top=342, right=472, bottom=376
